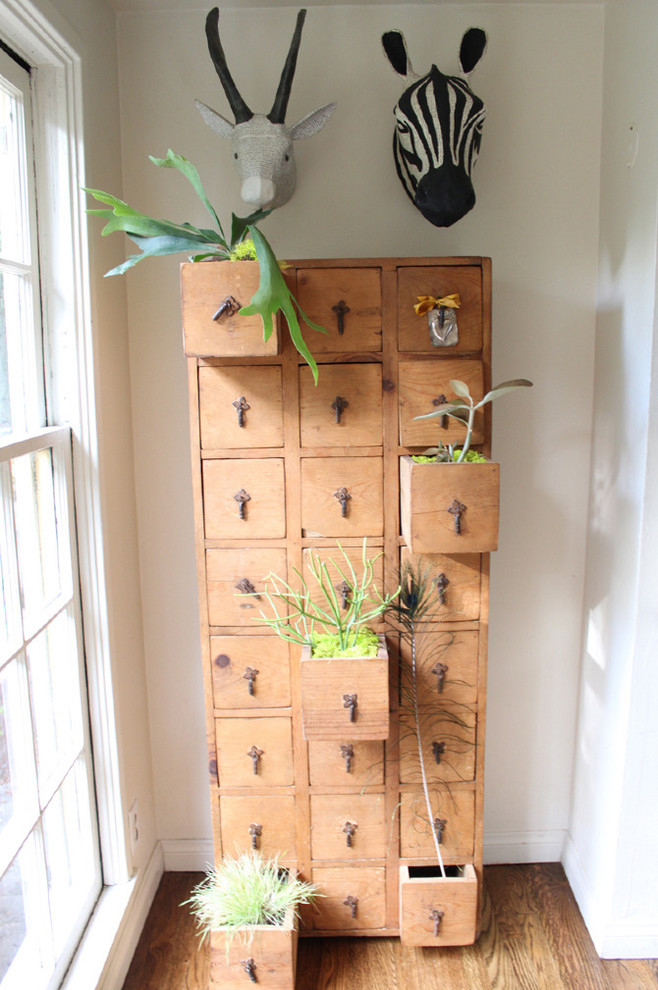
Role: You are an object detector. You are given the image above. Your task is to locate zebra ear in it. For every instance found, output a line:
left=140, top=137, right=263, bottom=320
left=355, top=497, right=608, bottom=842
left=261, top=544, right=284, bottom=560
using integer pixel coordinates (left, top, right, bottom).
left=382, top=30, right=413, bottom=77
left=459, top=28, right=487, bottom=74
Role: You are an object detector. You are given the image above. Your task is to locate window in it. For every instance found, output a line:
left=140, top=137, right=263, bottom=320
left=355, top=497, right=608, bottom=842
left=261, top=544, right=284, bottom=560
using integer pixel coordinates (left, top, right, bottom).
left=0, top=47, right=102, bottom=990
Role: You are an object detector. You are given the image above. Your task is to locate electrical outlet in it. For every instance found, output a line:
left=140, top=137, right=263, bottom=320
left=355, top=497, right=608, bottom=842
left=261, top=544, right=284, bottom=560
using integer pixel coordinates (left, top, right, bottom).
left=128, top=800, right=139, bottom=855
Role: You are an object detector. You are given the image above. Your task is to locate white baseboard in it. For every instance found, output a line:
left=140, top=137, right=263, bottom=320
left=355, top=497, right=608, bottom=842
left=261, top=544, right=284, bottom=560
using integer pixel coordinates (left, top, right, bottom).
left=161, top=838, right=214, bottom=871
left=483, top=828, right=566, bottom=864
left=563, top=835, right=658, bottom=959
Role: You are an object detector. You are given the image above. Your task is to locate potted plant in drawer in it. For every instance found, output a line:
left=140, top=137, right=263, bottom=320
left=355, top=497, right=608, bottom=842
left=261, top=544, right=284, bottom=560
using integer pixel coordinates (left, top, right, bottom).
left=253, top=543, right=399, bottom=740
left=185, top=851, right=319, bottom=988
left=388, top=559, right=478, bottom=947
left=400, top=377, right=532, bottom=553
left=85, top=150, right=326, bottom=381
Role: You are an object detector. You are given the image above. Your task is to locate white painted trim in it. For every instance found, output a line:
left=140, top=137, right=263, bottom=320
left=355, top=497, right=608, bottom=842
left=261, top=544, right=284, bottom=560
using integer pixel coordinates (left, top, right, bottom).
left=483, top=828, right=566, bottom=865
left=161, top=838, right=215, bottom=872
left=61, top=841, right=164, bottom=990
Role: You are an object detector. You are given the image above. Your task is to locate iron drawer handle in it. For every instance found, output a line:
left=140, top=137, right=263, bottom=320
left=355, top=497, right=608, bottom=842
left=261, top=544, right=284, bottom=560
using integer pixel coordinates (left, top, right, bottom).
left=247, top=745, right=263, bottom=774
left=241, top=958, right=257, bottom=982
left=343, top=693, right=358, bottom=721
left=344, top=895, right=358, bottom=918
left=243, top=667, right=259, bottom=695
left=332, top=299, right=350, bottom=334
left=431, top=662, right=448, bottom=693
left=433, top=817, right=447, bottom=844
left=248, top=822, right=262, bottom=849
left=331, top=395, right=349, bottom=423
left=334, top=487, right=351, bottom=517
left=447, top=498, right=466, bottom=534
left=432, top=741, right=446, bottom=764
left=212, top=295, right=240, bottom=320
left=233, top=395, right=250, bottom=427
left=343, top=822, right=358, bottom=847
left=234, top=489, right=251, bottom=519
left=430, top=908, right=445, bottom=936
left=433, top=572, right=449, bottom=605
left=340, top=744, right=354, bottom=773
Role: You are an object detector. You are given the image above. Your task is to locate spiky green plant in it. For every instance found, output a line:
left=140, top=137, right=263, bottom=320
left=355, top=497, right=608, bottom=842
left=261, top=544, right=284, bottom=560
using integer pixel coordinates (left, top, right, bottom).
left=183, top=851, right=319, bottom=944
left=414, top=377, right=532, bottom=462
left=251, top=541, right=399, bottom=656
left=84, top=149, right=326, bottom=382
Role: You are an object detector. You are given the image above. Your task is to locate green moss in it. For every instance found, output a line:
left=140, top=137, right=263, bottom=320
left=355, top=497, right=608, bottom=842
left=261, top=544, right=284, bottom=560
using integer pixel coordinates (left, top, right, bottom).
left=229, top=237, right=258, bottom=261
left=411, top=449, right=488, bottom=464
left=311, top=627, right=380, bottom=658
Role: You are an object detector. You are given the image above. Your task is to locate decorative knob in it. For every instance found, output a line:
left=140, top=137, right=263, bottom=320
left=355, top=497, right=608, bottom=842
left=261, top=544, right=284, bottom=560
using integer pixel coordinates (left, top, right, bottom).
left=447, top=498, right=466, bottom=534
left=432, top=394, right=449, bottom=429
left=234, top=489, right=251, bottom=520
left=433, top=817, right=447, bottom=843
left=430, top=908, right=445, bottom=936
left=431, top=662, right=448, bottom=693
left=432, top=741, right=446, bottom=764
left=335, top=579, right=351, bottom=610
left=331, top=395, right=349, bottom=423
left=243, top=667, right=259, bottom=696
left=334, top=487, right=352, bottom=517
left=344, top=894, right=358, bottom=918
left=235, top=577, right=259, bottom=598
left=247, top=745, right=263, bottom=775
left=332, top=299, right=350, bottom=334
left=212, top=294, right=240, bottom=321
left=343, top=821, right=358, bottom=847
left=343, top=693, right=358, bottom=722
left=434, top=572, right=450, bottom=605
left=340, top=744, right=354, bottom=773
left=248, top=822, right=262, bottom=849
left=232, top=395, right=250, bottom=427
left=241, top=958, right=257, bottom=983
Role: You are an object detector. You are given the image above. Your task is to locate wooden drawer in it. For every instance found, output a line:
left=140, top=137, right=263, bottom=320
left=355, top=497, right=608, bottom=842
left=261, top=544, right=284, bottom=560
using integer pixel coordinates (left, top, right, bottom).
left=301, top=647, right=389, bottom=741
left=398, top=357, right=484, bottom=448
left=399, top=627, right=479, bottom=708
left=215, top=716, right=294, bottom=787
left=206, top=548, right=287, bottom=627
left=299, top=363, right=383, bottom=448
left=300, top=457, right=383, bottom=538
left=312, top=867, right=386, bottom=930
left=203, top=458, right=286, bottom=540
left=301, top=545, right=385, bottom=631
left=399, top=864, right=477, bottom=946
left=310, top=793, right=386, bottom=860
left=211, top=635, right=290, bottom=708
left=295, top=268, right=382, bottom=353
left=399, top=706, right=476, bottom=784
left=397, top=266, right=483, bottom=353
left=181, top=261, right=278, bottom=358
left=399, top=786, right=475, bottom=862
left=219, top=795, right=296, bottom=859
left=400, top=549, right=481, bottom=622
left=307, top=740, right=384, bottom=787
left=198, top=365, right=284, bottom=449
left=209, top=921, right=296, bottom=990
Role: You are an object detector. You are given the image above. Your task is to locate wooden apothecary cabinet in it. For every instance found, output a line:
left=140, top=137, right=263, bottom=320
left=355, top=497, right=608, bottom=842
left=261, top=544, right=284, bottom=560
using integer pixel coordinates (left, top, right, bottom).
left=183, top=256, right=491, bottom=946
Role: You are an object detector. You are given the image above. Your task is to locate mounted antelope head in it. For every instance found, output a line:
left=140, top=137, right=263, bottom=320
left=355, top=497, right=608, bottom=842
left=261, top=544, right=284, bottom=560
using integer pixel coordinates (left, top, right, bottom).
left=382, top=27, right=488, bottom=227
left=196, top=7, right=336, bottom=210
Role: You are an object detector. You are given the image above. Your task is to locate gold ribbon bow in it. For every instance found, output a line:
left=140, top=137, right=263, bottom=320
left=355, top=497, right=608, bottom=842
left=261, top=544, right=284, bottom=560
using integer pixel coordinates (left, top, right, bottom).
left=414, top=293, right=461, bottom=316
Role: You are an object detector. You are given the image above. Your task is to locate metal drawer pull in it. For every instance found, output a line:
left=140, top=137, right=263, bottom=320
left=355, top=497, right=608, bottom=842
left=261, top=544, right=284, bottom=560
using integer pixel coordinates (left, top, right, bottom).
left=340, top=744, right=354, bottom=773
left=432, top=662, right=448, bottom=693
left=344, top=894, right=358, bottom=918
left=243, top=667, right=259, bottom=695
left=447, top=498, right=466, bottom=534
left=433, top=817, right=447, bottom=843
left=212, top=295, right=241, bottom=321
left=332, top=299, right=350, bottom=334
left=247, top=745, right=263, bottom=774
left=343, top=821, right=358, bottom=847
left=434, top=572, right=449, bottom=605
left=241, top=958, right=257, bottom=983
left=331, top=395, right=349, bottom=423
left=343, top=693, right=358, bottom=721
left=430, top=908, right=445, bottom=936
left=248, top=822, right=262, bottom=849
left=235, top=577, right=259, bottom=599
left=234, top=489, right=251, bottom=519
left=334, top=486, right=351, bottom=517
left=432, top=394, right=449, bottom=429
left=432, top=741, right=446, bottom=764
left=335, top=580, right=351, bottom=610
left=232, top=395, right=250, bottom=427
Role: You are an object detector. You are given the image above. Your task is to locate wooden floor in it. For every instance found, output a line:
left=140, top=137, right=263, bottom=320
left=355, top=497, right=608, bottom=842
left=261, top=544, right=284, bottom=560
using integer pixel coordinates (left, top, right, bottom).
left=122, top=864, right=658, bottom=990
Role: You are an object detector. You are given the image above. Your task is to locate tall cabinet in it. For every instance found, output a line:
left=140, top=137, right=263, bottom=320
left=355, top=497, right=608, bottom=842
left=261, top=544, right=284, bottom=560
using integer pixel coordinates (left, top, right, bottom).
left=183, top=256, right=491, bottom=944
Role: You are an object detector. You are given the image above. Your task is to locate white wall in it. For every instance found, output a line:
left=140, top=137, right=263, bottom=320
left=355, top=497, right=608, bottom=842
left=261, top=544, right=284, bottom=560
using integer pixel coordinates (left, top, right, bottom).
left=564, top=0, right=658, bottom=958
left=114, top=2, right=604, bottom=863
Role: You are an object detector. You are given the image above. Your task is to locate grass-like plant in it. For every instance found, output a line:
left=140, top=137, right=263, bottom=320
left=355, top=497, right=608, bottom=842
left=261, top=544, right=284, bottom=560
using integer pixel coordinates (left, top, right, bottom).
left=183, top=851, right=319, bottom=944
left=84, top=149, right=326, bottom=382
left=413, top=377, right=532, bottom=463
left=252, top=541, right=399, bottom=657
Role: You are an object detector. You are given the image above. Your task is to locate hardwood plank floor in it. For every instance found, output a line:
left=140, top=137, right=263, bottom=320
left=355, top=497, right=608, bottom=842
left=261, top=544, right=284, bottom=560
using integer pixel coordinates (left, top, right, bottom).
left=121, top=864, right=658, bottom=990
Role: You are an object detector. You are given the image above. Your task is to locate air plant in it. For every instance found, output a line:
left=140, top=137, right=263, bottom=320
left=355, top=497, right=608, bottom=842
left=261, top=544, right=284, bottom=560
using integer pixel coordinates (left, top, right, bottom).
left=414, top=377, right=533, bottom=462
left=84, top=149, right=326, bottom=382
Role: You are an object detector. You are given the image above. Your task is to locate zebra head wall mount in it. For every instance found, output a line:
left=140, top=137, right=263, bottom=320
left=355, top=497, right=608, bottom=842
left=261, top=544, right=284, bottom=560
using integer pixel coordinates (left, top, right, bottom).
left=382, top=27, right=488, bottom=227
left=196, top=7, right=336, bottom=211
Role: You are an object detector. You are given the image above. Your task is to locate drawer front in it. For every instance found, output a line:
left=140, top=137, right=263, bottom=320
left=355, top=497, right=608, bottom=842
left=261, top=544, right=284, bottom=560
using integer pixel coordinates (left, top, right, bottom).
left=398, top=357, right=484, bottom=448
left=399, top=707, right=476, bottom=784
left=301, top=655, right=389, bottom=740
left=399, top=787, right=475, bottom=862
left=397, top=266, right=483, bottom=353
left=299, top=363, right=383, bottom=448
left=215, top=716, right=294, bottom=787
left=295, top=268, right=382, bottom=353
left=203, top=458, right=286, bottom=540
left=400, top=549, right=481, bottom=622
left=181, top=261, right=278, bottom=358
left=399, top=864, right=478, bottom=946
left=312, top=867, right=386, bottom=930
left=399, top=628, right=479, bottom=707
left=199, top=365, right=284, bottom=449
left=307, top=740, right=384, bottom=787
left=219, top=795, right=296, bottom=859
left=206, top=548, right=287, bottom=627
left=310, top=793, right=387, bottom=860
left=301, top=545, right=385, bottom=632
left=300, top=457, right=383, bottom=538
left=211, top=635, right=291, bottom=708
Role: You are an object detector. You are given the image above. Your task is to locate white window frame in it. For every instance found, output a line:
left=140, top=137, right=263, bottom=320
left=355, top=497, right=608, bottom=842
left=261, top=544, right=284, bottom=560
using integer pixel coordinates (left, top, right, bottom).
left=0, top=0, right=129, bottom=901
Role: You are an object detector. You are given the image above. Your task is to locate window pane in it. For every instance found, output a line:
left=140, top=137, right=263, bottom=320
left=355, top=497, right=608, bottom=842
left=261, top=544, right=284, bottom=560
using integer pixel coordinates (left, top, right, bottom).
left=0, top=271, right=38, bottom=438
left=0, top=829, right=51, bottom=990
left=0, top=658, right=38, bottom=873
left=11, top=449, right=64, bottom=630
left=27, top=607, right=84, bottom=802
left=0, top=73, right=29, bottom=263
left=0, top=463, right=20, bottom=656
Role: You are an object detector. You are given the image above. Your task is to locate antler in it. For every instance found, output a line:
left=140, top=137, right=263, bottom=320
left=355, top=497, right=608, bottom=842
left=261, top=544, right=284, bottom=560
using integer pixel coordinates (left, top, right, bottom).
left=268, top=8, right=306, bottom=124
left=204, top=7, right=253, bottom=124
